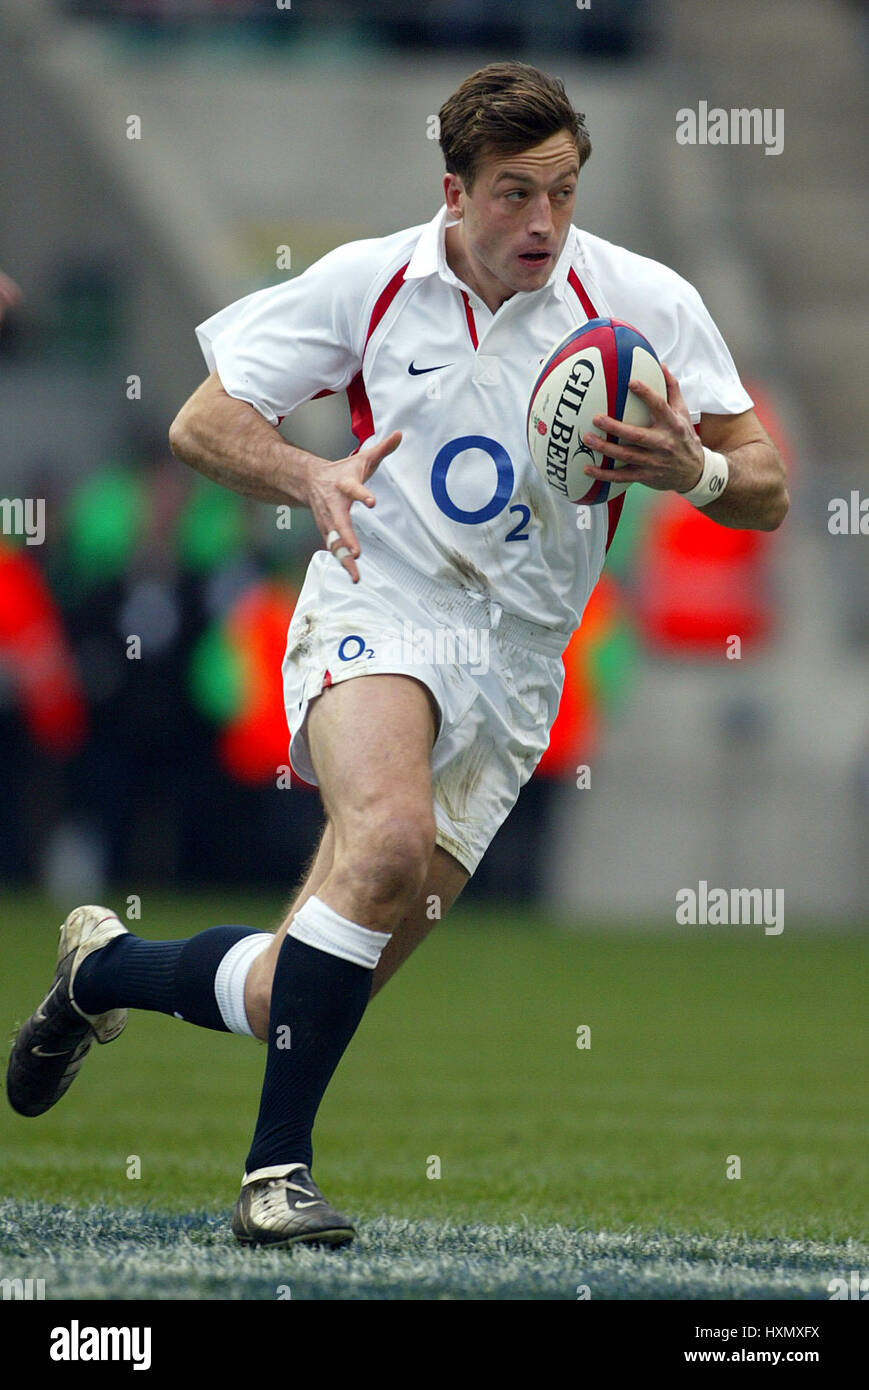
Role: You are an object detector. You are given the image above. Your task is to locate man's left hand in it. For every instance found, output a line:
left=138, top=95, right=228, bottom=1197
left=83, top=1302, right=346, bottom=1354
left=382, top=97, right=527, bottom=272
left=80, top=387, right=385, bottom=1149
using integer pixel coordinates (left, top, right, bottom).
left=581, top=362, right=704, bottom=494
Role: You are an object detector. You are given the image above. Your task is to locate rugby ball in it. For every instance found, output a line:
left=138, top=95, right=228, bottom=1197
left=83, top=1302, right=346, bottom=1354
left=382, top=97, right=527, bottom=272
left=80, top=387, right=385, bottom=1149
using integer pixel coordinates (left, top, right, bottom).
left=527, top=318, right=665, bottom=505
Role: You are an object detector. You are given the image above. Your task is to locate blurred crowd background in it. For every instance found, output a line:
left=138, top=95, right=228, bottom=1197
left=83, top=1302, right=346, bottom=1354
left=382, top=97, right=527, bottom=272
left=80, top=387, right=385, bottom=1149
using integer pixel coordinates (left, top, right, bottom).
left=1, top=0, right=867, bottom=918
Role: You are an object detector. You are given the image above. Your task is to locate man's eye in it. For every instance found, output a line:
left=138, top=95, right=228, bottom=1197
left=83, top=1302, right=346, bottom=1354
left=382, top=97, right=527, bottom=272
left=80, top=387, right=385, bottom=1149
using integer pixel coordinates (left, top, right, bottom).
left=506, top=190, right=526, bottom=201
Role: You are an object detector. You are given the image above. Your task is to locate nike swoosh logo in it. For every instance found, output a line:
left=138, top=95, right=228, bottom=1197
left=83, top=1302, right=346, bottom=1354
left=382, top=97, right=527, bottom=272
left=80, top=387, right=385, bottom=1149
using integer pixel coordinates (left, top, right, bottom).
left=34, top=981, right=63, bottom=1024
left=293, top=1199, right=326, bottom=1209
left=31, top=1044, right=77, bottom=1058
left=408, top=361, right=451, bottom=375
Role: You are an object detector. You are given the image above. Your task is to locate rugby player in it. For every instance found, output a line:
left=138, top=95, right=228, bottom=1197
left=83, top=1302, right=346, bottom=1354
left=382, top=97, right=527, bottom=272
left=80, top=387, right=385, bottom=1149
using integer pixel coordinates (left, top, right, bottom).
left=7, top=62, right=787, bottom=1247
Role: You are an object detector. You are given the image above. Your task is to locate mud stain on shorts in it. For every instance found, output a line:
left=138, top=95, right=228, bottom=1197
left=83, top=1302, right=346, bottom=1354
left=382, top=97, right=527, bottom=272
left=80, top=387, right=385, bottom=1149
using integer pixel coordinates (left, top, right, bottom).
left=434, top=732, right=493, bottom=828
left=289, top=612, right=315, bottom=659
left=444, top=548, right=491, bottom=597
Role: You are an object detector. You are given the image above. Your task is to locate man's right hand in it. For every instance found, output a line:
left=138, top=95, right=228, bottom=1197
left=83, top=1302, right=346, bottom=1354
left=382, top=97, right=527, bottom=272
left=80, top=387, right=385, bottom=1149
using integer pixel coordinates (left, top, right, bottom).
left=303, top=431, right=402, bottom=584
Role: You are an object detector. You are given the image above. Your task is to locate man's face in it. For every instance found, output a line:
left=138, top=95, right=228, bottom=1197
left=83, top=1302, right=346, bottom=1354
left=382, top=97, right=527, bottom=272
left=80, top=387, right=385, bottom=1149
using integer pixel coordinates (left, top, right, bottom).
left=444, top=130, right=580, bottom=308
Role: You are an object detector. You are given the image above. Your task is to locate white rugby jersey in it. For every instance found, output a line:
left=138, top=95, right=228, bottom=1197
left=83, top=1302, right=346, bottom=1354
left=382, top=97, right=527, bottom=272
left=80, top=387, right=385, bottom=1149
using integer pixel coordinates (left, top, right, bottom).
left=195, top=205, right=752, bottom=635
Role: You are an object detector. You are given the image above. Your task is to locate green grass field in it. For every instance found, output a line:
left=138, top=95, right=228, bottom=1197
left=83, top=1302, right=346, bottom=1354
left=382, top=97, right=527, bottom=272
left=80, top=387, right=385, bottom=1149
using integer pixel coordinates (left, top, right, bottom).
left=1, top=892, right=866, bottom=1299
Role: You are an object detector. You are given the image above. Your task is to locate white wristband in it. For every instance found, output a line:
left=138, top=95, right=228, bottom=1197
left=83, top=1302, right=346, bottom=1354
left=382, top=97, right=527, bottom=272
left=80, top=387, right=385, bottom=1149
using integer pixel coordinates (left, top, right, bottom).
left=681, top=447, right=729, bottom=508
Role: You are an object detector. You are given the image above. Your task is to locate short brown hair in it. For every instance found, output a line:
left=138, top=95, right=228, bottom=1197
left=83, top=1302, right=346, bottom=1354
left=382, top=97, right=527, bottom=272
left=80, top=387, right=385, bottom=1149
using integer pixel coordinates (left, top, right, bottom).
left=438, top=61, right=591, bottom=191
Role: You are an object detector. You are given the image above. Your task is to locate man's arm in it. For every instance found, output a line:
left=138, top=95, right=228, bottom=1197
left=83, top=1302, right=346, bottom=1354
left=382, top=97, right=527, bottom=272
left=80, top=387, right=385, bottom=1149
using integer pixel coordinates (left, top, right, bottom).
left=169, top=370, right=401, bottom=582
left=694, top=403, right=787, bottom=531
left=581, top=363, right=788, bottom=532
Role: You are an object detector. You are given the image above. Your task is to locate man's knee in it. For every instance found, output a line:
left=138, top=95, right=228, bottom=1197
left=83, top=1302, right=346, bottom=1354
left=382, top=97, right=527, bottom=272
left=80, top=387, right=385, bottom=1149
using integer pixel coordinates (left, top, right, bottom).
left=337, top=803, right=436, bottom=917
left=243, top=804, right=437, bottom=1035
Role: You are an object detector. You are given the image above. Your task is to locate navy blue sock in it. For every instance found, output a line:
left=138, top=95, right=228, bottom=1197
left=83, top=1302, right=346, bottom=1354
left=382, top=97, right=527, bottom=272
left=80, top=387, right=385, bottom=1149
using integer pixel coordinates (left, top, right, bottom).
left=74, top=925, right=265, bottom=1032
left=245, top=934, right=372, bottom=1173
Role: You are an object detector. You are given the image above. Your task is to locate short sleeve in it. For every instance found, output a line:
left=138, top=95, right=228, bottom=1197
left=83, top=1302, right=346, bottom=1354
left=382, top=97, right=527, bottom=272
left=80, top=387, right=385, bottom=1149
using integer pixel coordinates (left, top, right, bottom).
left=578, top=232, right=754, bottom=424
left=657, top=280, right=754, bottom=422
left=195, top=241, right=373, bottom=425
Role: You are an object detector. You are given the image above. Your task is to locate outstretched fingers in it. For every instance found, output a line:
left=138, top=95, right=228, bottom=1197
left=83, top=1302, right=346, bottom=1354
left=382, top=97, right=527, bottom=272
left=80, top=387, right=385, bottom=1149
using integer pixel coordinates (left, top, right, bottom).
left=318, top=431, right=403, bottom=583
left=359, top=429, right=402, bottom=484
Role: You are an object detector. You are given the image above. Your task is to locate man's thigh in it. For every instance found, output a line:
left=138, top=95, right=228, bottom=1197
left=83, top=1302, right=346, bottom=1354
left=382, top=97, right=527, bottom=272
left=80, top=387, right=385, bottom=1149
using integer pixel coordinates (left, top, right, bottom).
left=305, top=672, right=438, bottom=841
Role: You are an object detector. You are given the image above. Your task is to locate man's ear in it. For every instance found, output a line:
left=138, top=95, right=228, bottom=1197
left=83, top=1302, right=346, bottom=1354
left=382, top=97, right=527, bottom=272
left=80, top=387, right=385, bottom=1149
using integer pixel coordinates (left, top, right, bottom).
left=443, top=172, right=464, bottom=218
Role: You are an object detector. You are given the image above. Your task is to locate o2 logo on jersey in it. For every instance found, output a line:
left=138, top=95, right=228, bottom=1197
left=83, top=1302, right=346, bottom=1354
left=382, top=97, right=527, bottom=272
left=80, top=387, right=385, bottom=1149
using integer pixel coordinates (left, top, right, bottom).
left=431, top=435, right=530, bottom=541
left=338, top=634, right=374, bottom=661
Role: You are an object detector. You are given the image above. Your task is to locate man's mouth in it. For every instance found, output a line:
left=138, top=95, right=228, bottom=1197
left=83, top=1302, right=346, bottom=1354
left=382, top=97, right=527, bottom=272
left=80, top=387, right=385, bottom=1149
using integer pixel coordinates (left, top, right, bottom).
left=518, top=250, right=551, bottom=266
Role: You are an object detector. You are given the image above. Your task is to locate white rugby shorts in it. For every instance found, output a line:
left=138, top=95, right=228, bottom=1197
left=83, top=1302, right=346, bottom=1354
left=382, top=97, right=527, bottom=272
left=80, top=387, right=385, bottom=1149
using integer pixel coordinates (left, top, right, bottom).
left=282, top=540, right=568, bottom=874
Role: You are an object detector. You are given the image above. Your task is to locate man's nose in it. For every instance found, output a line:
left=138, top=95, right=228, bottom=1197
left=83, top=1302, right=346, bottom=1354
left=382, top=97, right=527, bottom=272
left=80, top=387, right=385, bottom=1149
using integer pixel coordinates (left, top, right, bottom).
left=527, top=194, right=554, bottom=236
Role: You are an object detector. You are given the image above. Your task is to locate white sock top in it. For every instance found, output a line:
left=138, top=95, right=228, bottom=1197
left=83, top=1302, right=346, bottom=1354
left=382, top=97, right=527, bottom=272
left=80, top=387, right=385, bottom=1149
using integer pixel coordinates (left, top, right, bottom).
left=214, top=931, right=272, bottom=1037
left=288, top=895, right=392, bottom=969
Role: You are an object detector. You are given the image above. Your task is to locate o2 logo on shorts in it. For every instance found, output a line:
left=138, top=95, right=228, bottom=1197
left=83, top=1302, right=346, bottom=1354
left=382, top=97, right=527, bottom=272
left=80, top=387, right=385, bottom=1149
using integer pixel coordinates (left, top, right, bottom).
left=338, top=634, right=374, bottom=661
left=431, top=435, right=530, bottom=541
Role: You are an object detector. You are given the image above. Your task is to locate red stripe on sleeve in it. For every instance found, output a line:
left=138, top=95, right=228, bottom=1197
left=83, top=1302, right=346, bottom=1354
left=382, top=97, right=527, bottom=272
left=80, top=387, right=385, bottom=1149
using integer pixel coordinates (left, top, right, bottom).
left=339, top=260, right=410, bottom=450
left=364, top=262, right=411, bottom=352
